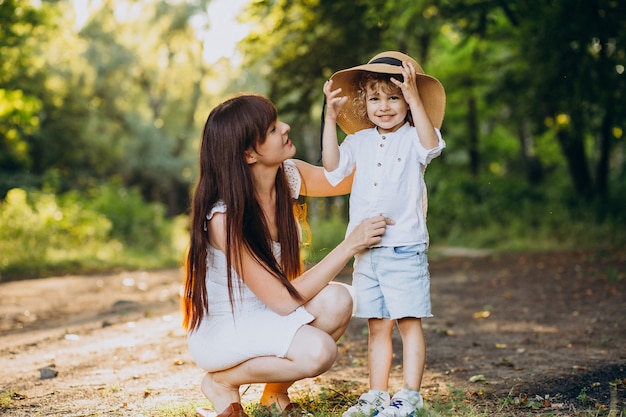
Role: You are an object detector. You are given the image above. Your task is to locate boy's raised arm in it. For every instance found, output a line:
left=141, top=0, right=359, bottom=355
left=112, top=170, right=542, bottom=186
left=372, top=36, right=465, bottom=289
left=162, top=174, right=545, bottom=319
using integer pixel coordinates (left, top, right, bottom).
left=321, top=79, right=348, bottom=172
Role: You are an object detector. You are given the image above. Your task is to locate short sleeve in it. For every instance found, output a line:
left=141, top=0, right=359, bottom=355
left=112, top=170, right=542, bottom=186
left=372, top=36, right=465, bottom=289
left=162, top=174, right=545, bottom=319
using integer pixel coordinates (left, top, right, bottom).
left=283, top=160, right=301, bottom=199
left=323, top=132, right=359, bottom=186
left=203, top=201, right=227, bottom=231
left=207, top=201, right=227, bottom=221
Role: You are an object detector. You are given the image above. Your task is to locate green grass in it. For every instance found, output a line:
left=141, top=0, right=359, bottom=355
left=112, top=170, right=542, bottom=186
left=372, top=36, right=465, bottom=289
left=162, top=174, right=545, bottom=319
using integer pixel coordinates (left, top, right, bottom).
left=136, top=380, right=624, bottom=417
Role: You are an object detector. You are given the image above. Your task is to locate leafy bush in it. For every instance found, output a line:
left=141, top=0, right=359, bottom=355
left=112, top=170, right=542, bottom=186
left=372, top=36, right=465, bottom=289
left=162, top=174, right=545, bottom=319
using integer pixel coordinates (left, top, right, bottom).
left=427, top=174, right=626, bottom=250
left=0, top=185, right=184, bottom=281
left=86, top=183, right=170, bottom=250
left=0, top=188, right=117, bottom=279
left=302, top=215, right=348, bottom=265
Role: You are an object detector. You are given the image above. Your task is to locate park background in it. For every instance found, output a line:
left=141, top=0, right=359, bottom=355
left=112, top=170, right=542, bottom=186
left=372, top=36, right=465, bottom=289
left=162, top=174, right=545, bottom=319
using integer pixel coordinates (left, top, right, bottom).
left=1, top=2, right=625, bottom=416
left=1, top=0, right=625, bottom=279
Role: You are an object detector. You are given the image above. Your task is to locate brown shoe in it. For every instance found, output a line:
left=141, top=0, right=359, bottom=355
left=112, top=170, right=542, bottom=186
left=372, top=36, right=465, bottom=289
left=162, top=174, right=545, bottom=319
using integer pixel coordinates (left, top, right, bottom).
left=197, top=403, right=248, bottom=417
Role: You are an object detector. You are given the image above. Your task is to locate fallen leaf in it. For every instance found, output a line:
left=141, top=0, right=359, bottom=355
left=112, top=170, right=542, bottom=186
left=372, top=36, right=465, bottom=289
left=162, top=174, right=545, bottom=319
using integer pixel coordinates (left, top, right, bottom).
left=469, top=374, right=487, bottom=383
left=12, top=392, right=28, bottom=400
left=494, top=358, right=514, bottom=367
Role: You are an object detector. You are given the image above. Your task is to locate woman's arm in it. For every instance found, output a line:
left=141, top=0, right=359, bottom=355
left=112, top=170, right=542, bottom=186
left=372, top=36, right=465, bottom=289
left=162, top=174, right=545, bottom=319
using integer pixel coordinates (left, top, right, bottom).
left=209, top=211, right=388, bottom=315
left=291, top=159, right=354, bottom=197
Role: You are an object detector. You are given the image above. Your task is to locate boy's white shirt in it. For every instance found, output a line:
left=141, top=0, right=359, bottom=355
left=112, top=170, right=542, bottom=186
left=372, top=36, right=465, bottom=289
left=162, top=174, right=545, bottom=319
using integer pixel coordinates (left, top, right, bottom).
left=324, top=122, right=445, bottom=247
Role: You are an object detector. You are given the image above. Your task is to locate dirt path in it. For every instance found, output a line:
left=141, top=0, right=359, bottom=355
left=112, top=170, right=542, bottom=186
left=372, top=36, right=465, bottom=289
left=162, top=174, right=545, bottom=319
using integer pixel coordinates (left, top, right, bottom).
left=1, top=249, right=624, bottom=416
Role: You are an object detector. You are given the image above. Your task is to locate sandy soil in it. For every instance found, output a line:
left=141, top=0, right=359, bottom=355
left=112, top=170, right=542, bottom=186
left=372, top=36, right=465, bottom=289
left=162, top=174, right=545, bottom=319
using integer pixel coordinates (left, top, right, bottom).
left=0, top=248, right=624, bottom=416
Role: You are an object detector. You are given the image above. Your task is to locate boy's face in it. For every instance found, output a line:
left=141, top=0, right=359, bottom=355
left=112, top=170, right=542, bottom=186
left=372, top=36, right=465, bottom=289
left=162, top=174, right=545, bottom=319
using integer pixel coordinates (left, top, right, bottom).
left=365, top=82, right=409, bottom=134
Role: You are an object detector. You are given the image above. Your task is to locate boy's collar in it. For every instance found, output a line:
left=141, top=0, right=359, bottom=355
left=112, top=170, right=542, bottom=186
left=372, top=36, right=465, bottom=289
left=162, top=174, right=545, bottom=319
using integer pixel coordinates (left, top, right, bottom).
left=376, top=122, right=411, bottom=136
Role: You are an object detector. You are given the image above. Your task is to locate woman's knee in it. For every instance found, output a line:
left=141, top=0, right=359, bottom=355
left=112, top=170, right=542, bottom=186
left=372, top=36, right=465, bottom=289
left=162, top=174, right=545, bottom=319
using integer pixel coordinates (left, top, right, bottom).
left=302, top=336, right=338, bottom=375
left=309, top=283, right=353, bottom=320
left=289, top=328, right=338, bottom=376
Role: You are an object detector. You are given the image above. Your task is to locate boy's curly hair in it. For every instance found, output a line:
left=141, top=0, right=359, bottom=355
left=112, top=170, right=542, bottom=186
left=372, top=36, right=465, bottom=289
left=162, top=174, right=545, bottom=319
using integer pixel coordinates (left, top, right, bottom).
left=352, top=71, right=413, bottom=126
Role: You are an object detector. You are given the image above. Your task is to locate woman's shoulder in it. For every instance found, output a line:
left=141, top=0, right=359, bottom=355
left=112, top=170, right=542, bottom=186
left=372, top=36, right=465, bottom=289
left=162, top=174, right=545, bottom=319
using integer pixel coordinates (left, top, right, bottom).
left=282, top=160, right=301, bottom=199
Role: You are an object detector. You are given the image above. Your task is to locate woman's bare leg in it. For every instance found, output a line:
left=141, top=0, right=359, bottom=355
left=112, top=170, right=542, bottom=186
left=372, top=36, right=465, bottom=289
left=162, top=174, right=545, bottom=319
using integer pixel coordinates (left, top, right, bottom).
left=205, top=324, right=336, bottom=412
left=201, top=372, right=242, bottom=414
left=200, top=284, right=354, bottom=413
left=258, top=284, right=353, bottom=409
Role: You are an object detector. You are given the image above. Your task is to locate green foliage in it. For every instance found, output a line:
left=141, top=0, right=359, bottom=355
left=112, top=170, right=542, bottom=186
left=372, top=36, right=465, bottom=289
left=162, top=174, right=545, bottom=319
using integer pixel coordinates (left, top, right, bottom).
left=1, top=0, right=625, bottom=282
left=0, top=186, right=183, bottom=281
left=87, top=183, right=170, bottom=249
left=0, top=188, right=115, bottom=279
left=0, top=390, right=13, bottom=408
left=149, top=400, right=207, bottom=417
left=426, top=173, right=626, bottom=251
left=302, top=215, right=348, bottom=264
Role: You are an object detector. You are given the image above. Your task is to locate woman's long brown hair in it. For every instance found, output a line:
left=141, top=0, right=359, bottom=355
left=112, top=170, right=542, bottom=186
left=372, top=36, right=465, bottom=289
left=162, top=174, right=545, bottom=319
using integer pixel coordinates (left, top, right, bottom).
left=183, top=95, right=303, bottom=332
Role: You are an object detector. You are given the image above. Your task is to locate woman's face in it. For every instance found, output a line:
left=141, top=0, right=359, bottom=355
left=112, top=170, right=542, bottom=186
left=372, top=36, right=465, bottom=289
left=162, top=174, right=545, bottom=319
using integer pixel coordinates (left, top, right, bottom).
left=250, top=119, right=296, bottom=166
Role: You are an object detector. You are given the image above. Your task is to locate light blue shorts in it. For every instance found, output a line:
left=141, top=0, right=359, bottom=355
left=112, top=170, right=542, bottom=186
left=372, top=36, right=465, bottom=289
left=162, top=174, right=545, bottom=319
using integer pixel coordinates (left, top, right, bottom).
left=352, top=243, right=432, bottom=320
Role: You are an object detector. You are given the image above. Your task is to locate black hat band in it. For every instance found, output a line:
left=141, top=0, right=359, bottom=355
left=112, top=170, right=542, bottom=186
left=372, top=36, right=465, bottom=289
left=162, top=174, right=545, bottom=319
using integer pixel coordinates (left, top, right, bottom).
left=368, top=57, right=403, bottom=66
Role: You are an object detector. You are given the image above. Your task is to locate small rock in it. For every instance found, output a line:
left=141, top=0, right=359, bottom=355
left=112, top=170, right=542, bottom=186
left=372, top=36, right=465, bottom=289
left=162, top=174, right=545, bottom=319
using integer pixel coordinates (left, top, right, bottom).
left=39, top=366, right=58, bottom=379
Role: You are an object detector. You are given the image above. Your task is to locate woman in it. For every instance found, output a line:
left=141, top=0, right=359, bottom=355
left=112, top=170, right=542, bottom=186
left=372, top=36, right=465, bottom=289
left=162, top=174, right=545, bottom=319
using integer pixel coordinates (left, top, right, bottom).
left=183, top=94, right=391, bottom=417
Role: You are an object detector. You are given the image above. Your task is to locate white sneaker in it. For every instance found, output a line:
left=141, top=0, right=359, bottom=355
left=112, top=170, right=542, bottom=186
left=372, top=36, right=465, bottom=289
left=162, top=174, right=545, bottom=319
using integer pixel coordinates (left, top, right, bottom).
left=342, top=390, right=391, bottom=417
left=377, top=390, right=424, bottom=417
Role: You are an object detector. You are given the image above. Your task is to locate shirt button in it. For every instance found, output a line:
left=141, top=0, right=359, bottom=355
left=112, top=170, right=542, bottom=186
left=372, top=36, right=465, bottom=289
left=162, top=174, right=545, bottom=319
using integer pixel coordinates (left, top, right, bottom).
left=377, top=162, right=382, bottom=167
left=380, top=144, right=384, bottom=148
left=373, top=182, right=378, bottom=186
left=382, top=136, right=386, bottom=140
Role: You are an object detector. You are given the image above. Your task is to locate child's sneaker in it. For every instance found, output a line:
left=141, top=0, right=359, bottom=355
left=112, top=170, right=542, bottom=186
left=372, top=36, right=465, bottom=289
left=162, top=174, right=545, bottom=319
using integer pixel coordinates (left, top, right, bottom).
left=377, top=389, right=423, bottom=417
left=342, top=390, right=390, bottom=417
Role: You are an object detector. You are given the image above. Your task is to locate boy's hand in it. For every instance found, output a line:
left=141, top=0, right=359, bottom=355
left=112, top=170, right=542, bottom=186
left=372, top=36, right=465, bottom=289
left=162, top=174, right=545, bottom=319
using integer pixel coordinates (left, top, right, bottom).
left=323, top=80, right=348, bottom=122
left=391, top=61, right=422, bottom=109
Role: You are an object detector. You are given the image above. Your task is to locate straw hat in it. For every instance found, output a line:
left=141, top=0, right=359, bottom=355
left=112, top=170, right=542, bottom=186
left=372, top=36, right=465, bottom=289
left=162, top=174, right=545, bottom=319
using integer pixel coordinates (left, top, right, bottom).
left=329, top=51, right=446, bottom=134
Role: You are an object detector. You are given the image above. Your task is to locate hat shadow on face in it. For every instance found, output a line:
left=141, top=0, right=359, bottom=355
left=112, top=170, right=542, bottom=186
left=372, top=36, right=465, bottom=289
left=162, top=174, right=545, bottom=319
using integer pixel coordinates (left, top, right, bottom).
left=330, top=51, right=446, bottom=134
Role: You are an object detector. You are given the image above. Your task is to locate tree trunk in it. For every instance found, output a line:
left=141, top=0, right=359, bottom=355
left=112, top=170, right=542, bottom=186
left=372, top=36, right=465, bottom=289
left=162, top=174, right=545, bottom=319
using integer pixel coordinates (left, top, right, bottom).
left=555, top=127, right=594, bottom=199
left=467, top=92, right=479, bottom=176
left=597, top=104, right=613, bottom=201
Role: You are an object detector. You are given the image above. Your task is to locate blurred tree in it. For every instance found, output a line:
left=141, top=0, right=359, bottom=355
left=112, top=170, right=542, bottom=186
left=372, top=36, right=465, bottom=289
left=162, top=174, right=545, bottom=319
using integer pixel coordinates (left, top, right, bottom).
left=0, top=0, right=50, bottom=192
left=67, top=0, right=213, bottom=214
left=516, top=0, right=625, bottom=202
left=440, top=0, right=626, bottom=204
left=0, top=0, right=223, bottom=215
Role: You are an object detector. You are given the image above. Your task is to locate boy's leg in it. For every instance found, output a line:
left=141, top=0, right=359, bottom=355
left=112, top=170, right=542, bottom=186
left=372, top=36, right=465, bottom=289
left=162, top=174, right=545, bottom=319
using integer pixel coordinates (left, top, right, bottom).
left=342, top=318, right=394, bottom=417
left=376, top=318, right=426, bottom=416
left=368, top=318, right=395, bottom=391
left=396, top=317, right=426, bottom=390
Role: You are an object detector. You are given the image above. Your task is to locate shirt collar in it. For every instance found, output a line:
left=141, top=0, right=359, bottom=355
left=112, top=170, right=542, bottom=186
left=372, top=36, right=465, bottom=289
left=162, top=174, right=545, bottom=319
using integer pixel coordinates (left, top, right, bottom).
left=376, top=122, right=411, bottom=137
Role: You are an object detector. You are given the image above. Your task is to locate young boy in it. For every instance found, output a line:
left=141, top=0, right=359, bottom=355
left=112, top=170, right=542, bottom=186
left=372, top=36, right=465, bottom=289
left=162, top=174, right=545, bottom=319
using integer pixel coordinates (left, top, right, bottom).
left=321, top=51, right=446, bottom=417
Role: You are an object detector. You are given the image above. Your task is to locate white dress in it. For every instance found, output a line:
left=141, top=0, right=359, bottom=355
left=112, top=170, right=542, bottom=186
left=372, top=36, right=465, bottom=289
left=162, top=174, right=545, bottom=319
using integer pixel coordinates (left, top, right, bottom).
left=187, top=160, right=315, bottom=372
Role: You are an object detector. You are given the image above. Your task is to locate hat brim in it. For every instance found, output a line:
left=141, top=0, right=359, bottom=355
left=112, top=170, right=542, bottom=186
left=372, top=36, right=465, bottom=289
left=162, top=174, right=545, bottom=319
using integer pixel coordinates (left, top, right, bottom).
left=330, top=63, right=446, bottom=134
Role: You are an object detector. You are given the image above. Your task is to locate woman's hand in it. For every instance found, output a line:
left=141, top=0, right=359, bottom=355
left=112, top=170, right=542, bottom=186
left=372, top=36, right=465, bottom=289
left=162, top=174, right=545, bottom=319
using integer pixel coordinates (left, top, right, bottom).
left=345, top=215, right=395, bottom=253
